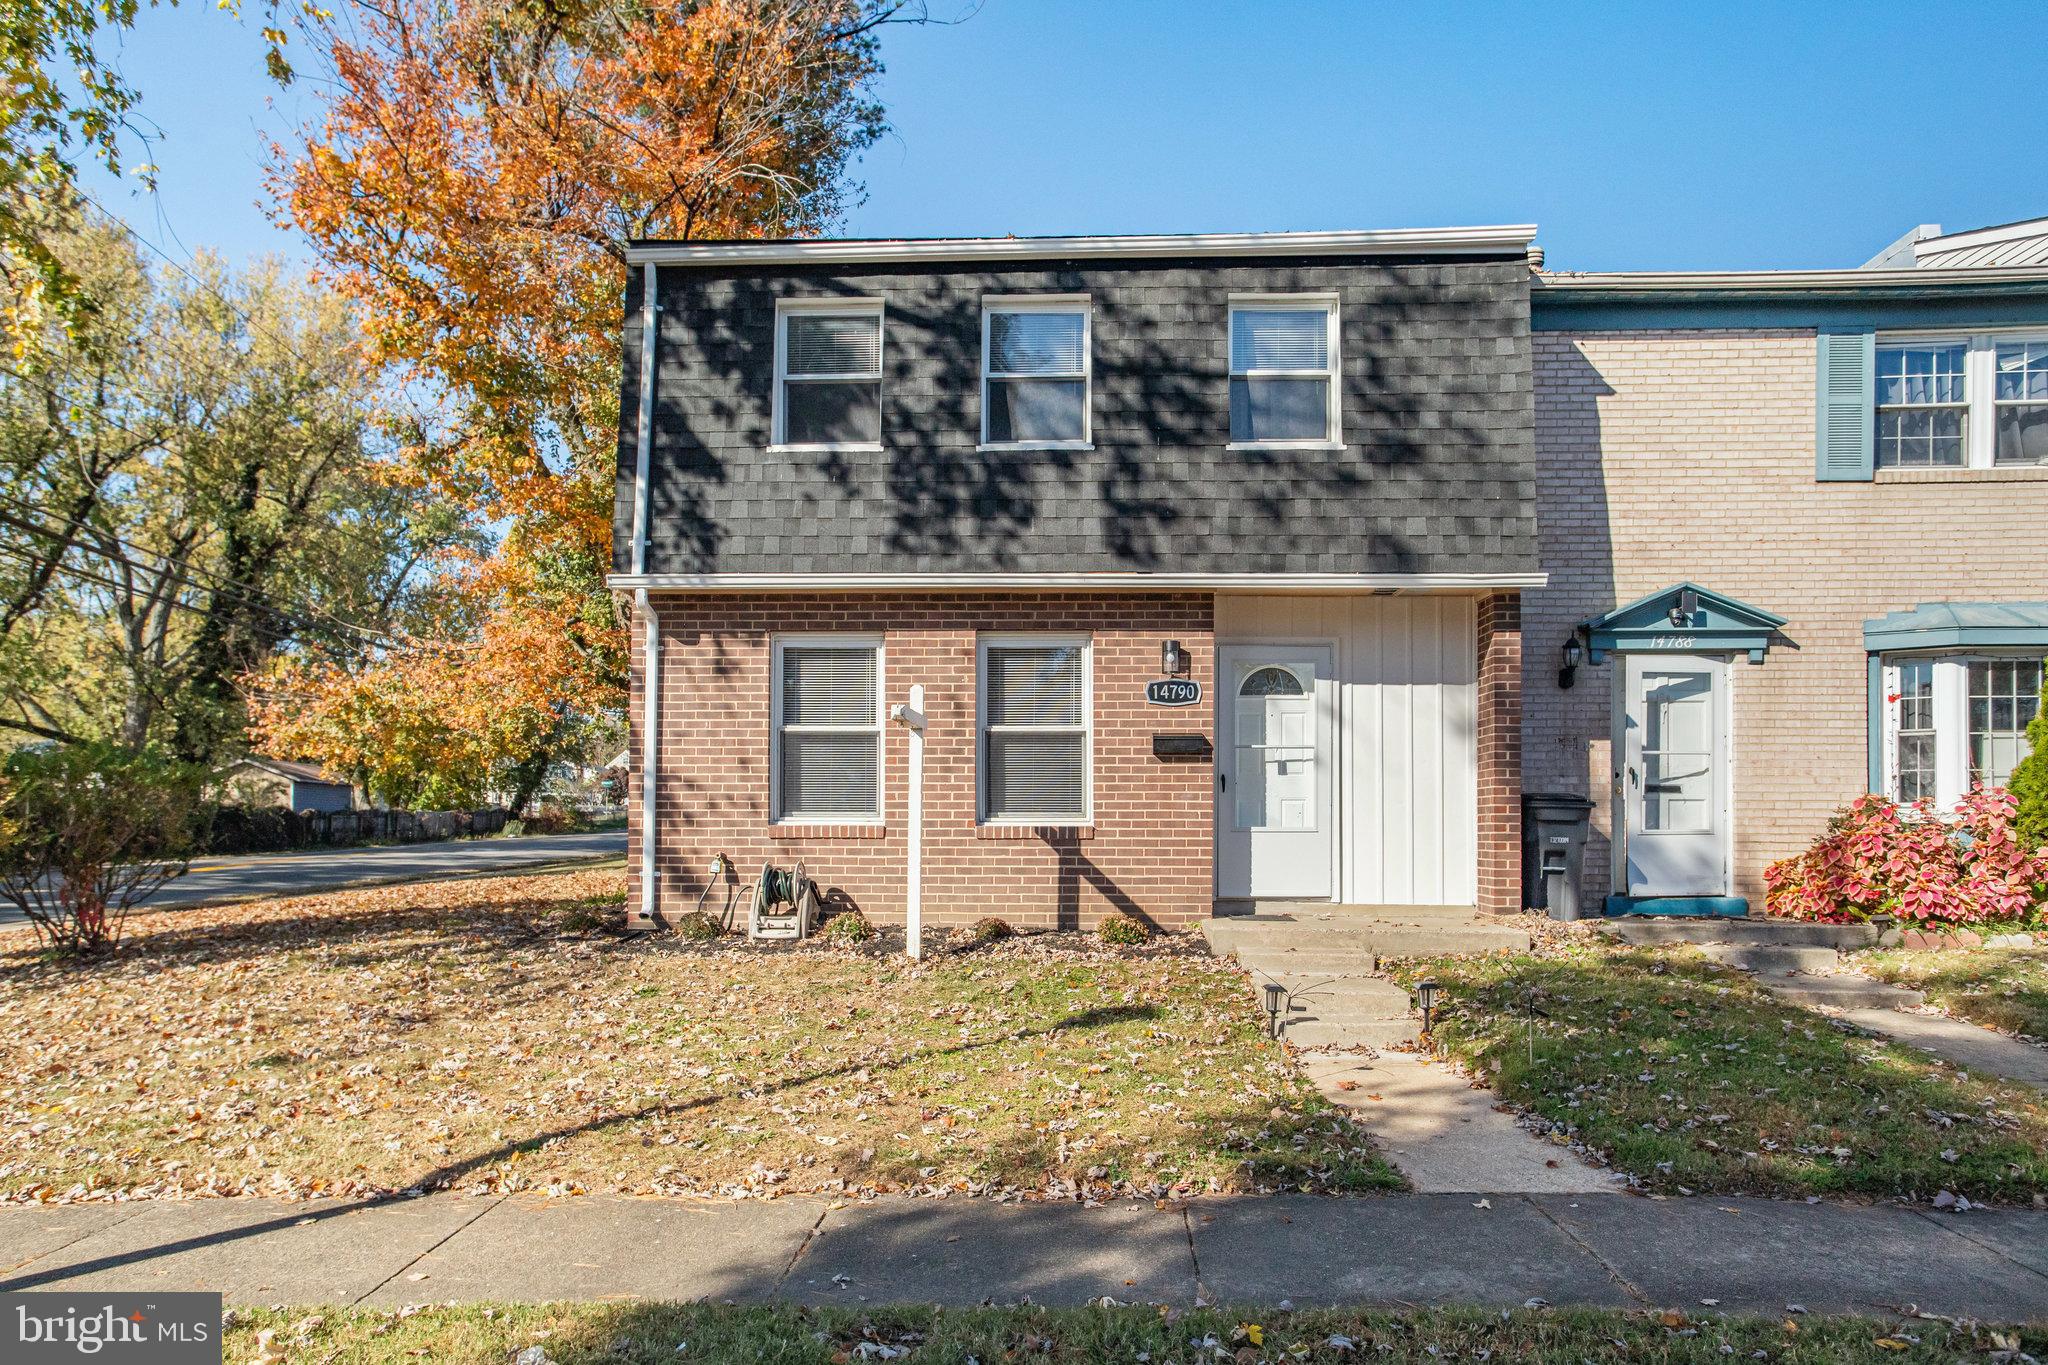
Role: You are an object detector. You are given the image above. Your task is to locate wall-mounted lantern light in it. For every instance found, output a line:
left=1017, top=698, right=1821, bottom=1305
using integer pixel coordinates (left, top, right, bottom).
left=1558, top=635, right=1584, bottom=690
left=1162, top=639, right=1186, bottom=677
left=1261, top=980, right=1287, bottom=1038
left=1416, top=978, right=1441, bottom=1034
left=1670, top=587, right=1700, bottom=628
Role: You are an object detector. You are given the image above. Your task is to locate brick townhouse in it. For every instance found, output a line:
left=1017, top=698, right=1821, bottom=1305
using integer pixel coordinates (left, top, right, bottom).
left=1527, top=216, right=2048, bottom=915
left=609, top=217, right=2048, bottom=930
left=608, top=228, right=1541, bottom=930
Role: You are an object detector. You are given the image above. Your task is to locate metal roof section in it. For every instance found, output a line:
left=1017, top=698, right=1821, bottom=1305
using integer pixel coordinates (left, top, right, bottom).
left=1862, top=600, right=2048, bottom=652
left=1911, top=216, right=2048, bottom=270
left=624, top=226, right=1541, bottom=267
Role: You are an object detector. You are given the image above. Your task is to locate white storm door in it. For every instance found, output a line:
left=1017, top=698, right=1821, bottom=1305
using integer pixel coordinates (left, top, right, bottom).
left=1217, top=646, right=1334, bottom=899
left=1620, top=654, right=1729, bottom=897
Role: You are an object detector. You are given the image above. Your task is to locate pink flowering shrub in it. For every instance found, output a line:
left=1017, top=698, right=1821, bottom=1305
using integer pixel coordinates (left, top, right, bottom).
left=1764, top=787, right=2048, bottom=927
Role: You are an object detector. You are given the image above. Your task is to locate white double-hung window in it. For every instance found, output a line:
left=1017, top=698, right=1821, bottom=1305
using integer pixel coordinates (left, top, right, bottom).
left=772, top=637, right=883, bottom=822
left=1228, top=296, right=1340, bottom=446
left=982, top=298, right=1090, bottom=448
left=978, top=635, right=1091, bottom=823
left=1881, top=653, right=2042, bottom=808
left=774, top=301, right=883, bottom=448
left=1875, top=334, right=2048, bottom=468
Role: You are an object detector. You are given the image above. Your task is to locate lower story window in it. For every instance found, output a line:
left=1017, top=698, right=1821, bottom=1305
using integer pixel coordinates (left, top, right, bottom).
left=1970, top=658, right=2042, bottom=788
left=1883, top=653, right=2041, bottom=807
left=979, top=635, right=1090, bottom=822
left=773, top=637, right=882, bottom=821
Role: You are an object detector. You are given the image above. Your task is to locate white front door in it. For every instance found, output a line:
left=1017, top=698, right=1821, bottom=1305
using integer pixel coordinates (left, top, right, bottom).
left=1217, top=645, right=1334, bottom=899
left=1619, top=654, right=1730, bottom=897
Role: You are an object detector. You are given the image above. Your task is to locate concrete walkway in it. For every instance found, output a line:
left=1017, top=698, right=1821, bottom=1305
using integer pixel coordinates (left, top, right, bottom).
left=1765, top=972, right=2048, bottom=1090
left=3, top=1193, right=2043, bottom=1319
left=1302, top=1051, right=1615, bottom=1194
left=0, top=830, right=627, bottom=931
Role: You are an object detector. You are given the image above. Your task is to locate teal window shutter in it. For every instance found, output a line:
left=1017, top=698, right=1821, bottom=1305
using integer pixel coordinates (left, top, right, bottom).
left=1816, top=330, right=1876, bottom=481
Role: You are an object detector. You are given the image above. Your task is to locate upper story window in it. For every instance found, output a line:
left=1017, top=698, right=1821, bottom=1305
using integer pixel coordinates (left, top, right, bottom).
left=1875, top=334, right=2048, bottom=469
left=772, top=637, right=883, bottom=822
left=774, top=301, right=882, bottom=449
left=982, top=298, right=1090, bottom=449
left=1229, top=297, right=1340, bottom=447
left=1880, top=652, right=2041, bottom=808
left=1994, top=339, right=2048, bottom=464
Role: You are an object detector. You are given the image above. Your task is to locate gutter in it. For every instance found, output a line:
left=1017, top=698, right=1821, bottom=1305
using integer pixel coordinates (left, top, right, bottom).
left=625, top=225, right=1539, bottom=268
left=605, top=571, right=1549, bottom=593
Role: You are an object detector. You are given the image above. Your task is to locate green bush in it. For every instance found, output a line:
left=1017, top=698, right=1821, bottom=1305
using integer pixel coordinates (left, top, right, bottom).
left=969, top=915, right=1015, bottom=944
left=817, top=910, right=876, bottom=944
left=501, top=818, right=526, bottom=838
left=1097, top=912, right=1150, bottom=946
left=0, top=743, right=213, bottom=954
left=2011, top=663, right=2048, bottom=855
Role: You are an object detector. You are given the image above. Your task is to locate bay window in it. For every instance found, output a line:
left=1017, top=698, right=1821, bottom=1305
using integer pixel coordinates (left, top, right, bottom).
left=1881, top=653, right=2042, bottom=807
left=772, top=637, right=883, bottom=822
left=978, top=635, right=1091, bottom=823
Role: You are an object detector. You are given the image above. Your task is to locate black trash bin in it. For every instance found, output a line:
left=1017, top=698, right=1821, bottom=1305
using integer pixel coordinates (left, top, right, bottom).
left=1522, top=792, right=1596, bottom=920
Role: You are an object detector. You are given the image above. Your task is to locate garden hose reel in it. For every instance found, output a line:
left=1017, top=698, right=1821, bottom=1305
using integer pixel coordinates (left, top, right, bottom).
left=748, top=858, right=821, bottom=941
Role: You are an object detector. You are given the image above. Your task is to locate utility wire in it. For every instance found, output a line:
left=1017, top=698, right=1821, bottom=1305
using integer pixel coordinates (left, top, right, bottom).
left=0, top=501, right=414, bottom=652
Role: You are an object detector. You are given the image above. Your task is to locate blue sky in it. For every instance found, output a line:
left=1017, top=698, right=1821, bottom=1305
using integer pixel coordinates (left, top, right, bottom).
left=83, top=1, right=2048, bottom=275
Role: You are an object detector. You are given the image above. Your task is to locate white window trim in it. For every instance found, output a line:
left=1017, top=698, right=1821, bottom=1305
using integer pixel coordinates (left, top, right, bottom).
left=1880, top=650, right=2042, bottom=810
left=1227, top=293, right=1342, bottom=450
left=976, top=632, right=1093, bottom=826
left=770, top=298, right=885, bottom=453
left=769, top=633, right=885, bottom=824
left=1876, top=330, right=2048, bottom=470
left=979, top=295, right=1093, bottom=452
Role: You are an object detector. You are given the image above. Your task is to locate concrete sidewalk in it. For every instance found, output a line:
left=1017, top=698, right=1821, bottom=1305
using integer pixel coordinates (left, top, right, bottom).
left=3, top=1193, right=2044, bottom=1320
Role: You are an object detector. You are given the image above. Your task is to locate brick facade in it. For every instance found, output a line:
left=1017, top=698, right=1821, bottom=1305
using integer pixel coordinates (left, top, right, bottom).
left=627, top=592, right=1216, bottom=931
left=1475, top=591, right=1523, bottom=914
left=1527, top=329, right=2048, bottom=906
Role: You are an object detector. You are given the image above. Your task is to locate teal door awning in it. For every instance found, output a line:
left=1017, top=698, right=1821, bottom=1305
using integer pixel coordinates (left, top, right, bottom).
left=1862, top=601, right=2048, bottom=652
left=1582, top=583, right=1788, bottom=664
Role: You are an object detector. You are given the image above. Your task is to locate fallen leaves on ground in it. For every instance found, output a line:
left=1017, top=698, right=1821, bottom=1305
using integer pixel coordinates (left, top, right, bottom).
left=0, top=868, right=1398, bottom=1204
left=1390, top=936, right=2048, bottom=1202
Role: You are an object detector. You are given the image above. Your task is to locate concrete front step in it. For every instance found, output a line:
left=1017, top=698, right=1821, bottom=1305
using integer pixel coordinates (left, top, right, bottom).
left=1280, top=1017, right=1422, bottom=1049
left=1698, top=943, right=1848, bottom=975
left=1269, top=974, right=1414, bottom=1011
left=1204, top=920, right=1529, bottom=960
left=1600, top=917, right=1878, bottom=950
left=1761, top=974, right=1928, bottom=1010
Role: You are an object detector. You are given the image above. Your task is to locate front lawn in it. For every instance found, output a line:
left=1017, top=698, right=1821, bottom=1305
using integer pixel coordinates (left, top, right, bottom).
left=1390, top=937, right=2048, bottom=1202
left=225, top=1301, right=2041, bottom=1364
left=1855, top=944, right=2048, bottom=1041
left=0, top=868, right=1396, bottom=1203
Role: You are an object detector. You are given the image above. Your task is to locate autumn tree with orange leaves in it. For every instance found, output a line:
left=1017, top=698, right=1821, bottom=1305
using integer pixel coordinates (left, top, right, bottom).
left=251, top=0, right=912, bottom=807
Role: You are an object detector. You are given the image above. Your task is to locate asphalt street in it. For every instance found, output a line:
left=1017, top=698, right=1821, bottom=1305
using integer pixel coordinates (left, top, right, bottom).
left=0, top=828, right=626, bottom=929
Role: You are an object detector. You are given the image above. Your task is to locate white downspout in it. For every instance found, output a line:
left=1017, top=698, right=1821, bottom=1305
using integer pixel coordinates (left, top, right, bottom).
left=891, top=684, right=926, bottom=959
left=633, top=262, right=659, bottom=921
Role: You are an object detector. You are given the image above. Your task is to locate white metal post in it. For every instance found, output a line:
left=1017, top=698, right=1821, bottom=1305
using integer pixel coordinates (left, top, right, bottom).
left=892, top=684, right=926, bottom=960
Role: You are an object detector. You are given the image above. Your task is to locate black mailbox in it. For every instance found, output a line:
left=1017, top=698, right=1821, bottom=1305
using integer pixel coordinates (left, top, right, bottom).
left=1522, top=792, right=1596, bottom=920
left=1151, top=734, right=1213, bottom=760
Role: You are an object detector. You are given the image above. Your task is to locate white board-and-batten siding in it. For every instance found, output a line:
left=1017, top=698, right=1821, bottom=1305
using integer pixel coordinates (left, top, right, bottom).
left=1213, top=594, right=1479, bottom=906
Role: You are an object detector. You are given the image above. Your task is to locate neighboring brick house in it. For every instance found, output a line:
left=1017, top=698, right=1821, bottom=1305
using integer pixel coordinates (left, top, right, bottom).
left=608, top=229, right=1543, bottom=930
left=1527, top=217, right=2048, bottom=914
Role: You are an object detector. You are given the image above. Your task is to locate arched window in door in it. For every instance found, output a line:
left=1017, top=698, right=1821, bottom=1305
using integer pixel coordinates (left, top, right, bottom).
left=1239, top=665, right=1305, bottom=697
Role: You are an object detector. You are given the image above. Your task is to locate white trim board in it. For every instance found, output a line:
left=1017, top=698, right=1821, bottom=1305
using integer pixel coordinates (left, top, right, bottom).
left=625, top=226, right=1539, bottom=267
left=607, top=571, right=1548, bottom=594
